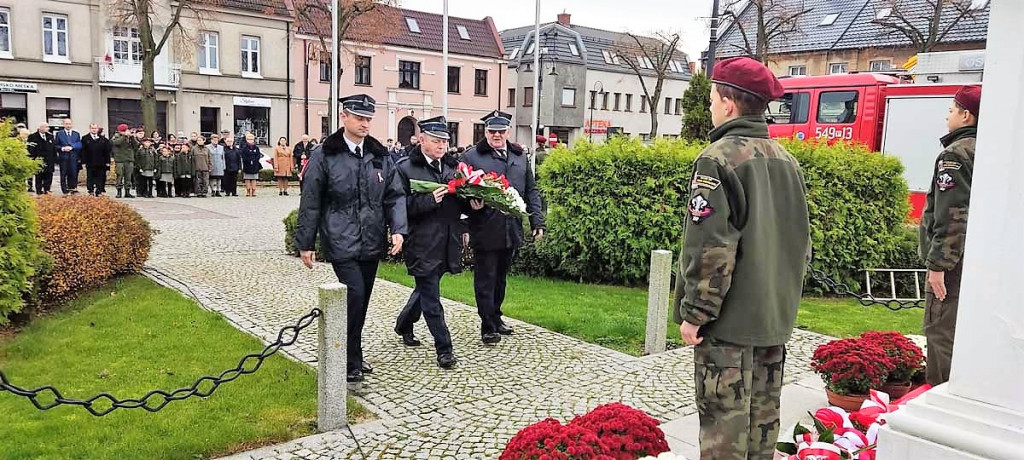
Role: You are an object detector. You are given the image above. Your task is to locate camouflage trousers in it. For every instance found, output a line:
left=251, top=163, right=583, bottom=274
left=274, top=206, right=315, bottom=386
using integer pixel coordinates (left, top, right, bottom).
left=924, top=292, right=958, bottom=386
left=695, top=338, right=786, bottom=460
left=115, top=161, right=135, bottom=190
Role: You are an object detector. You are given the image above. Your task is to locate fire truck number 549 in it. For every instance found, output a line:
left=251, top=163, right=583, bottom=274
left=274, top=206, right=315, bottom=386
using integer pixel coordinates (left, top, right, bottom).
left=815, top=126, right=854, bottom=140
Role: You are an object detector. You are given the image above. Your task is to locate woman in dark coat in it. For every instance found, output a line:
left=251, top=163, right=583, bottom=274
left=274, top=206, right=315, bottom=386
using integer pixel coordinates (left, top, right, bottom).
left=222, top=136, right=242, bottom=197
left=240, top=132, right=263, bottom=197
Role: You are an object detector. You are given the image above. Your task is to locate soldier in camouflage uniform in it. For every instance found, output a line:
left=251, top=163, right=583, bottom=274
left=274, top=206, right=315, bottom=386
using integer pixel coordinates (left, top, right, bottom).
left=918, top=85, right=980, bottom=386
left=673, top=57, right=811, bottom=460
left=111, top=124, right=136, bottom=198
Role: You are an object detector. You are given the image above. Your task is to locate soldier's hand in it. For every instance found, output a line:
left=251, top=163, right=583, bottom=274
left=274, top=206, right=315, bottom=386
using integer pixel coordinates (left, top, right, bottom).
left=432, top=186, right=447, bottom=204
left=533, top=228, right=545, bottom=241
left=462, top=233, right=470, bottom=247
left=389, top=234, right=404, bottom=256
left=300, top=251, right=316, bottom=269
left=928, top=270, right=947, bottom=301
left=680, top=321, right=703, bottom=346
left=469, top=199, right=484, bottom=210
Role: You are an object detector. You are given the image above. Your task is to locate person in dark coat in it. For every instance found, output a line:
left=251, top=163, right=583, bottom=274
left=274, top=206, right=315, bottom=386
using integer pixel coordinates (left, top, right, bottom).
left=222, top=136, right=242, bottom=197
left=240, top=133, right=263, bottom=197
left=293, top=134, right=312, bottom=174
left=27, top=122, right=58, bottom=195
left=462, top=110, right=545, bottom=344
left=393, top=116, right=465, bottom=369
left=55, top=119, right=83, bottom=195
left=295, top=94, right=408, bottom=383
left=80, top=123, right=112, bottom=196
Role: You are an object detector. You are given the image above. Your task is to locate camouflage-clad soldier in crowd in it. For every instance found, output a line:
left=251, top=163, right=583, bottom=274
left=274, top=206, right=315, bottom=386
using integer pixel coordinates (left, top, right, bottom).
left=111, top=124, right=136, bottom=198
left=174, top=142, right=195, bottom=197
left=918, top=85, right=981, bottom=386
left=673, top=57, right=811, bottom=460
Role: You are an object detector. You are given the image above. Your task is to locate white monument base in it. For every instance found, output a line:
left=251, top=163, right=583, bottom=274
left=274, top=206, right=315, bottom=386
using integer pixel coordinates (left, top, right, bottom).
left=877, top=384, right=1024, bottom=460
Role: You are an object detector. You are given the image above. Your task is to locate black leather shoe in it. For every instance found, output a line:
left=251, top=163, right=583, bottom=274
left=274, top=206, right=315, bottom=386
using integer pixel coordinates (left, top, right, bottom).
left=496, top=323, right=514, bottom=335
left=361, top=362, right=373, bottom=374
left=346, top=369, right=364, bottom=383
left=437, top=353, right=457, bottom=369
left=482, top=333, right=501, bottom=345
left=400, top=333, right=422, bottom=347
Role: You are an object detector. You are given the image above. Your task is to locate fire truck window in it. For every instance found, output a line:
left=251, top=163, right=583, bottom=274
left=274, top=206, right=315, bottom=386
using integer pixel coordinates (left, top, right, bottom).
left=766, top=92, right=809, bottom=124
left=817, top=91, right=859, bottom=124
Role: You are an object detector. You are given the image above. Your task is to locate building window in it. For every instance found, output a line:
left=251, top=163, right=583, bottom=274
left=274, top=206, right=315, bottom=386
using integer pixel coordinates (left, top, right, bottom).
left=319, top=59, right=330, bottom=82
left=447, top=122, right=460, bottom=145
left=241, top=35, right=260, bottom=76
left=0, top=8, right=10, bottom=57
left=829, top=62, right=848, bottom=74
left=234, top=105, right=270, bottom=145
left=568, top=43, right=580, bottom=56
left=200, top=107, right=219, bottom=138
left=675, top=98, right=683, bottom=115
left=399, top=60, right=420, bottom=89
left=602, top=50, right=614, bottom=64
left=817, top=90, right=859, bottom=124
left=789, top=65, right=807, bottom=76
left=42, top=13, right=69, bottom=62
left=613, top=93, right=621, bottom=111
left=355, top=55, right=371, bottom=85
left=508, top=47, right=520, bottom=59
left=640, top=95, right=647, bottom=113
left=45, top=97, right=71, bottom=124
left=456, top=25, right=470, bottom=40
left=405, top=17, right=421, bottom=33
left=664, top=97, right=672, bottom=114
left=321, top=116, right=329, bottom=137
left=820, top=13, right=840, bottom=26
left=0, top=93, right=28, bottom=125
left=561, top=88, right=576, bottom=107
left=523, top=86, right=533, bottom=106
left=474, top=69, right=488, bottom=96
left=447, top=66, right=460, bottom=93
left=601, top=92, right=609, bottom=110
left=869, top=60, right=891, bottom=72
left=473, top=123, right=485, bottom=144
left=526, top=42, right=535, bottom=55
left=625, top=94, right=633, bottom=112
left=508, top=88, right=516, bottom=107
left=112, top=27, right=142, bottom=65
left=767, top=91, right=811, bottom=124
left=198, top=32, right=218, bottom=72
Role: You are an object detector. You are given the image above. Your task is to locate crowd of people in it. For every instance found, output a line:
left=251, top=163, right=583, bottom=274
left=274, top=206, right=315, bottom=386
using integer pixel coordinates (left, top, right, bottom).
left=14, top=121, right=329, bottom=198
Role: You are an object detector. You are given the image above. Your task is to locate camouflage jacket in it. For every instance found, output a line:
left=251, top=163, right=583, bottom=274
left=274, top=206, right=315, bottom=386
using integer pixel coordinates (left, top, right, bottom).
left=136, top=146, right=157, bottom=171
left=111, top=133, right=134, bottom=163
left=919, top=126, right=975, bottom=273
left=174, top=151, right=194, bottom=178
left=673, top=116, right=811, bottom=347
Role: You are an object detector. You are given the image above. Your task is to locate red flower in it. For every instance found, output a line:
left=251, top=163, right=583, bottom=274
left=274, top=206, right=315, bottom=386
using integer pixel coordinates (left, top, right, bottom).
left=448, top=178, right=467, bottom=194
left=858, top=331, right=924, bottom=383
left=569, top=403, right=669, bottom=460
left=814, top=408, right=845, bottom=431
left=812, top=338, right=895, bottom=395
left=501, top=418, right=613, bottom=460
left=499, top=174, right=510, bottom=189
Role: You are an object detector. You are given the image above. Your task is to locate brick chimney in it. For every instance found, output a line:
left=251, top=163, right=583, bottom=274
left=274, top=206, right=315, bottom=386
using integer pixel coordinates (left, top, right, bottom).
left=557, top=12, right=571, bottom=27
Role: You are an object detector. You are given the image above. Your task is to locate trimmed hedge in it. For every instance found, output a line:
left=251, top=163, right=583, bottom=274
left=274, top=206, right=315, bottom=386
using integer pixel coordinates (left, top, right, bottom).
left=0, top=121, right=47, bottom=324
left=35, top=196, right=153, bottom=303
left=536, top=137, right=911, bottom=290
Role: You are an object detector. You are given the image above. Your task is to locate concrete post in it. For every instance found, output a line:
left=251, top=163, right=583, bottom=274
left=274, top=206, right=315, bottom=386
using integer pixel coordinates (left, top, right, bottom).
left=644, top=250, right=673, bottom=356
left=317, top=283, right=347, bottom=431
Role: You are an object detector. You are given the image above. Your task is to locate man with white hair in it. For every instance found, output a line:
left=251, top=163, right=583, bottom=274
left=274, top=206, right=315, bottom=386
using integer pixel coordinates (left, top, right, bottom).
left=27, top=122, right=58, bottom=195
left=293, top=133, right=312, bottom=177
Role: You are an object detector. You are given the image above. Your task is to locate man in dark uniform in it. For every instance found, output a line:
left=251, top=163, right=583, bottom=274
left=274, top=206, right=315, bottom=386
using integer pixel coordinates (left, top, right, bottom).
left=81, top=123, right=112, bottom=196
left=919, top=85, right=980, bottom=386
left=463, top=110, right=545, bottom=344
left=674, top=57, right=811, bottom=459
left=295, top=94, right=408, bottom=383
left=27, top=122, right=58, bottom=195
left=393, top=116, right=464, bottom=369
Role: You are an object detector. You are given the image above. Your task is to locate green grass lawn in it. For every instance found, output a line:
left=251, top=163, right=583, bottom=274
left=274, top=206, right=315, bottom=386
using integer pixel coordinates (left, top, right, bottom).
left=377, top=263, right=924, bottom=355
left=0, top=275, right=370, bottom=460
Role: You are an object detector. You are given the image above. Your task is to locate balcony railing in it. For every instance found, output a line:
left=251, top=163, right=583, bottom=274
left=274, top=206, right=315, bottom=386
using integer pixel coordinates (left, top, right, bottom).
left=98, top=62, right=180, bottom=88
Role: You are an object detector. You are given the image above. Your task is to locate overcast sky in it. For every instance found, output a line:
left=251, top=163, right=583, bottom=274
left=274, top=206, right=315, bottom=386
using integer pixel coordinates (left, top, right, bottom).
left=399, top=0, right=716, bottom=62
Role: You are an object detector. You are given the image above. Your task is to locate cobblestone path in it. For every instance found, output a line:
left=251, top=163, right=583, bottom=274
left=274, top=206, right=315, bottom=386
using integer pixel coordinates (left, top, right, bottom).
left=130, top=196, right=833, bottom=459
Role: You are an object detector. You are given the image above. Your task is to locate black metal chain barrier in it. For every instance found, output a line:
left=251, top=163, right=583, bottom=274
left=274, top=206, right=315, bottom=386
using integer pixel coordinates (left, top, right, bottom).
left=807, top=265, right=924, bottom=311
left=0, top=308, right=321, bottom=416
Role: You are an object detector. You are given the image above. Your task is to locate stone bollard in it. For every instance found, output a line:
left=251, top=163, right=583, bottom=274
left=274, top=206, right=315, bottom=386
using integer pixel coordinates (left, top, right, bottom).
left=317, top=283, right=348, bottom=431
left=644, top=250, right=673, bottom=356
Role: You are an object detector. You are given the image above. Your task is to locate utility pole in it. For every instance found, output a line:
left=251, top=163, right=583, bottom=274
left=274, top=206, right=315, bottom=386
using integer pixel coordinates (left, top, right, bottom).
left=330, top=0, right=339, bottom=133
left=706, top=0, right=720, bottom=77
left=443, top=0, right=449, bottom=117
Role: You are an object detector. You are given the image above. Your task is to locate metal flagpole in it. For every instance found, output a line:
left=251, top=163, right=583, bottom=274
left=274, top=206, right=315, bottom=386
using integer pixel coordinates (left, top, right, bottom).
left=530, top=0, right=540, bottom=173
left=443, top=0, right=449, bottom=118
left=330, top=0, right=340, bottom=133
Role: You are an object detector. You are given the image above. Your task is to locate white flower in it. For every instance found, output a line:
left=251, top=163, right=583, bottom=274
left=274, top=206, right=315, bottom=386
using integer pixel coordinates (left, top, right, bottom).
left=504, top=186, right=528, bottom=214
left=638, top=453, right=687, bottom=460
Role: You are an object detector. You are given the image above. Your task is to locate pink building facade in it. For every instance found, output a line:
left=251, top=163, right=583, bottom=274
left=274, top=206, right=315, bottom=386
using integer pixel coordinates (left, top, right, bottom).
left=290, top=6, right=506, bottom=149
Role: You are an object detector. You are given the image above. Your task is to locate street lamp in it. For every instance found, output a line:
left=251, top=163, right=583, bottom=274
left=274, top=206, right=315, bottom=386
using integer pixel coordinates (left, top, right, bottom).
left=588, top=81, right=604, bottom=142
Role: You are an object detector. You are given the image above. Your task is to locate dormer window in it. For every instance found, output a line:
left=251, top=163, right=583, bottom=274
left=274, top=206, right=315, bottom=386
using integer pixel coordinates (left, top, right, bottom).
left=405, top=17, right=420, bottom=33
left=457, top=25, right=470, bottom=40
left=820, top=13, right=840, bottom=26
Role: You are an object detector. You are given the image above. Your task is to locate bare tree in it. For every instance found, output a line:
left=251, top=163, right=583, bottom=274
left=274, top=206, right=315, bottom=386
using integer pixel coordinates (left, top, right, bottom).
left=107, top=0, right=220, bottom=132
left=872, top=0, right=985, bottom=53
left=719, top=0, right=814, bottom=63
left=612, top=32, right=683, bottom=138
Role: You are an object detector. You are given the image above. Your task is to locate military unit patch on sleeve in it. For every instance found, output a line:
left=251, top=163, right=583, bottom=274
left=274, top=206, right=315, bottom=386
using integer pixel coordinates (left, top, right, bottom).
left=936, top=172, right=956, bottom=191
left=937, top=160, right=962, bottom=171
left=688, top=193, right=714, bottom=224
left=691, top=174, right=722, bottom=190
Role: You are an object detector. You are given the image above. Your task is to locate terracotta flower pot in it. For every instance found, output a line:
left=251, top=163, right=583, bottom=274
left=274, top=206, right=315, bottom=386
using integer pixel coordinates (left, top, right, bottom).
left=880, top=380, right=912, bottom=400
left=825, top=388, right=870, bottom=412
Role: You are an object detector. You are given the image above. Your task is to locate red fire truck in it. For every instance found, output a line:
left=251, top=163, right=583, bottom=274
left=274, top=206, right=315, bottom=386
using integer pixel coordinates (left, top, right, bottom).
left=765, top=73, right=975, bottom=218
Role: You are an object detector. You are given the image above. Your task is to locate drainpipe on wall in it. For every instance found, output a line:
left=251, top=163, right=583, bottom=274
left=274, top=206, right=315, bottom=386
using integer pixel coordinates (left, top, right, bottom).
left=303, top=39, right=309, bottom=135
left=286, top=22, right=292, bottom=141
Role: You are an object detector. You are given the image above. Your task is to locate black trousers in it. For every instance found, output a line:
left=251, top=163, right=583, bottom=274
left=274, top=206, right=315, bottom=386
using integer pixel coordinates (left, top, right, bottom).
left=395, top=272, right=453, bottom=356
left=35, top=170, right=54, bottom=194
left=331, top=259, right=379, bottom=373
left=136, top=175, right=153, bottom=197
left=474, top=248, right=515, bottom=334
left=59, top=154, right=80, bottom=193
left=157, top=181, right=171, bottom=198
left=223, top=172, right=238, bottom=195
left=86, top=166, right=107, bottom=195
left=27, top=178, right=34, bottom=192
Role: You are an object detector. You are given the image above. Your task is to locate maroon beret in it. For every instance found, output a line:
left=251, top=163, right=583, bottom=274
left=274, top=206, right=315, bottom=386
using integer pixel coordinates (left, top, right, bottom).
left=712, top=57, right=785, bottom=101
left=117, top=124, right=129, bottom=132
left=954, top=85, right=981, bottom=118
